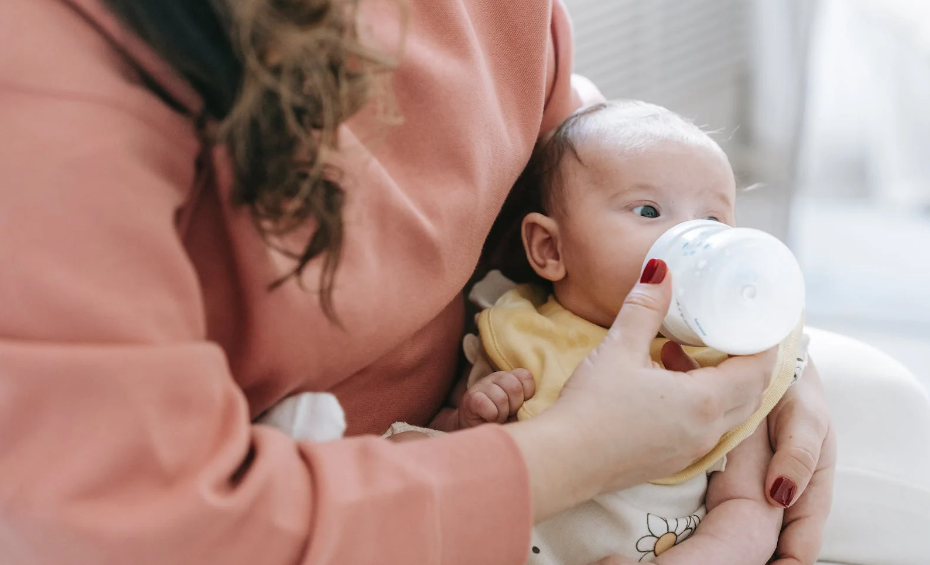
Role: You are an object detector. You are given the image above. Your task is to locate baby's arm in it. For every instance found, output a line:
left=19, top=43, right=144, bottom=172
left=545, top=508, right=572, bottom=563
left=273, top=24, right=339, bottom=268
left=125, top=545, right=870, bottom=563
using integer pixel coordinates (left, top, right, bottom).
left=652, top=420, right=783, bottom=565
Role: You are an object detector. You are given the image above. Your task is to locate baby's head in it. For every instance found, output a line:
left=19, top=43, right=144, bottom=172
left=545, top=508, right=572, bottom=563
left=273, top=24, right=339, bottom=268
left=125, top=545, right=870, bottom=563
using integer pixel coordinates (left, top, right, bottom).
left=518, top=100, right=737, bottom=327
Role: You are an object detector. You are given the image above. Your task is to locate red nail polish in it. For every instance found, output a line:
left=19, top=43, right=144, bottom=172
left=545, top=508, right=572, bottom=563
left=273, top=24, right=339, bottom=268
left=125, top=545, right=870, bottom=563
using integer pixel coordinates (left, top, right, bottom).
left=770, top=477, right=797, bottom=507
left=640, top=258, right=668, bottom=284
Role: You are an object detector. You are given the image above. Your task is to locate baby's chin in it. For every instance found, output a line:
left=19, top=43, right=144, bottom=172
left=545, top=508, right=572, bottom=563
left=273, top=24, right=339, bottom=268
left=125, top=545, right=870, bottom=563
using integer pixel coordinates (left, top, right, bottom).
left=564, top=295, right=622, bottom=329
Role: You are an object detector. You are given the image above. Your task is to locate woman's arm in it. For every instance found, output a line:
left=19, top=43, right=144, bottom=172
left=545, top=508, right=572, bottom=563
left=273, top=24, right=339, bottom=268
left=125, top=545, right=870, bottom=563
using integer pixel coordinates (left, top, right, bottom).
left=0, top=6, right=535, bottom=564
left=0, top=93, right=536, bottom=565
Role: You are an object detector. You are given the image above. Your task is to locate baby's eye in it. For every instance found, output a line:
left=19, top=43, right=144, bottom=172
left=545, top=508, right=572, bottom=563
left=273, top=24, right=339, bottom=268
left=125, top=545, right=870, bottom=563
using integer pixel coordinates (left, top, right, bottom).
left=632, top=205, right=660, bottom=218
left=706, top=216, right=720, bottom=222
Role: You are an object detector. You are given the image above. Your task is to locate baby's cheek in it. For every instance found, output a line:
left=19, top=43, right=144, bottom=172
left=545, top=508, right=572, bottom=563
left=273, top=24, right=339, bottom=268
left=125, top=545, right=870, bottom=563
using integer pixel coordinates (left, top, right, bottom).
left=598, top=263, right=641, bottom=313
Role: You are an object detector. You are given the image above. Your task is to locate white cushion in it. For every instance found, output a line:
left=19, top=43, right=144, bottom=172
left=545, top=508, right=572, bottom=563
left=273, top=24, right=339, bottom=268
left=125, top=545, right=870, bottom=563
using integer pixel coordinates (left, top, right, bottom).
left=809, top=328, right=930, bottom=565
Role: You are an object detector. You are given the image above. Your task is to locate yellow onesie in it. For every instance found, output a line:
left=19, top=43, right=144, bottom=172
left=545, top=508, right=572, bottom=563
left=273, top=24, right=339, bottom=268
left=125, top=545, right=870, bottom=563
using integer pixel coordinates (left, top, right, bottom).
left=476, top=284, right=804, bottom=485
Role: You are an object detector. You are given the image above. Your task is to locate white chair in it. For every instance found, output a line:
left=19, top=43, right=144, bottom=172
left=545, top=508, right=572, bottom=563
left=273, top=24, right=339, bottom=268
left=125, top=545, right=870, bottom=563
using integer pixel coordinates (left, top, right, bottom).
left=810, top=329, right=930, bottom=565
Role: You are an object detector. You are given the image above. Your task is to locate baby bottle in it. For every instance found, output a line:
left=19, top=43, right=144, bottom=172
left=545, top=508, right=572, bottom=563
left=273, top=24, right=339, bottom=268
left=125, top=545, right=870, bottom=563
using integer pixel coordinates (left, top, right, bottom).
left=642, top=220, right=805, bottom=355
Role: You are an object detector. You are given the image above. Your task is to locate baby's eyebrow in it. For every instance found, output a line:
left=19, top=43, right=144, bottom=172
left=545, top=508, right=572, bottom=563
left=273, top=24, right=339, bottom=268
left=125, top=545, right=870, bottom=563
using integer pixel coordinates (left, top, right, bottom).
left=603, top=184, right=691, bottom=207
left=707, top=189, right=736, bottom=208
left=609, top=183, right=663, bottom=195
left=600, top=183, right=656, bottom=200
left=627, top=183, right=661, bottom=191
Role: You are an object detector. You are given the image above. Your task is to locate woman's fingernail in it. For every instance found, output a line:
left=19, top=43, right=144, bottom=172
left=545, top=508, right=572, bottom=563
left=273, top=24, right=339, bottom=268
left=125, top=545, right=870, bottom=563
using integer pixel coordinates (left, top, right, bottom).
left=770, top=477, right=797, bottom=507
left=640, top=259, right=668, bottom=284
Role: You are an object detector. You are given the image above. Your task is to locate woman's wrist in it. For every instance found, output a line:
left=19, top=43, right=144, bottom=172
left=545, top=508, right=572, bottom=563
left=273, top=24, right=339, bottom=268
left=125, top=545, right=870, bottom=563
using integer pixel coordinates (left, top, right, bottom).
left=504, top=412, right=606, bottom=523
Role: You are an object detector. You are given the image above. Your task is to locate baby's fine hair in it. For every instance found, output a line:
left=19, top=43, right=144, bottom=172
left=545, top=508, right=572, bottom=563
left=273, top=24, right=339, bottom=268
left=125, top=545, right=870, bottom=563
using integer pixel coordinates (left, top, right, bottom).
left=484, top=100, right=725, bottom=285
left=531, top=100, right=725, bottom=213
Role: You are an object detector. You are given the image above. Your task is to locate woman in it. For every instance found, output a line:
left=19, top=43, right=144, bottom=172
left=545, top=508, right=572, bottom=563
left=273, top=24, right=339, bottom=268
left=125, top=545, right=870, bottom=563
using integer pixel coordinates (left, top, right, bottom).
left=0, top=0, right=834, bottom=564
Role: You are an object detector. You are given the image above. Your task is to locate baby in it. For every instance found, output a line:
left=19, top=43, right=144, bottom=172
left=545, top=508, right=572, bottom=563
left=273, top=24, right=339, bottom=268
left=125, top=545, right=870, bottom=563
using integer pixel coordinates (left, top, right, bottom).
left=424, top=100, right=807, bottom=564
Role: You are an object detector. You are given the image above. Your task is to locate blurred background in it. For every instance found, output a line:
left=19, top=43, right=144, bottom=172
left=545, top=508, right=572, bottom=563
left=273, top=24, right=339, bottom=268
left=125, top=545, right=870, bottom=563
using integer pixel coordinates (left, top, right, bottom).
left=562, top=0, right=930, bottom=390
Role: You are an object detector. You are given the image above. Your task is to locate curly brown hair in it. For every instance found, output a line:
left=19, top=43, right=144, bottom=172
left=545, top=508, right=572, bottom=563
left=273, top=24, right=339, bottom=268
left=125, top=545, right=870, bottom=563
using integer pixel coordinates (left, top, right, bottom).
left=101, top=0, right=400, bottom=321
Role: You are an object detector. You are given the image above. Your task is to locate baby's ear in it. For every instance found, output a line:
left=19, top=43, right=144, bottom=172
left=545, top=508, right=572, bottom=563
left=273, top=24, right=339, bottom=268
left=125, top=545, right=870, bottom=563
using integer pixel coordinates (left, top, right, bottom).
left=522, top=213, right=566, bottom=282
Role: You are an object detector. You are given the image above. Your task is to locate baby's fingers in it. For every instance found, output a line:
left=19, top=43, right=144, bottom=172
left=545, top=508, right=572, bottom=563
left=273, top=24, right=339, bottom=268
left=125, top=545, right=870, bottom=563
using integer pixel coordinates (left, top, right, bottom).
left=484, top=369, right=534, bottom=418
left=461, top=370, right=536, bottom=427
left=497, top=369, right=535, bottom=413
left=461, top=390, right=503, bottom=425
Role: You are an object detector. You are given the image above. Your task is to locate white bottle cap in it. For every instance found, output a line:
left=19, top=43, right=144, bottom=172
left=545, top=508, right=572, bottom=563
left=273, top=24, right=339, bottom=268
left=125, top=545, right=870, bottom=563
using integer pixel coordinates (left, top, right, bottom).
left=644, top=220, right=805, bottom=355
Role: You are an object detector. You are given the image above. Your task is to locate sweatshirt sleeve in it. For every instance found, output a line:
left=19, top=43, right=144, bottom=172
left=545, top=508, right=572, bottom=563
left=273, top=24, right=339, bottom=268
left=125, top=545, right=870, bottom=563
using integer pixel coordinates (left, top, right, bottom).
left=0, top=21, right=530, bottom=565
left=539, top=0, right=607, bottom=136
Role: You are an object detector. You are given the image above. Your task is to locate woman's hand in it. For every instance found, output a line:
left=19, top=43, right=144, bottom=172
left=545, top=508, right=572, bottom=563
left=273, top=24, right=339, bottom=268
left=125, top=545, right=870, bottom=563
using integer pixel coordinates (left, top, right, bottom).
left=506, top=260, right=775, bottom=522
left=765, top=361, right=836, bottom=565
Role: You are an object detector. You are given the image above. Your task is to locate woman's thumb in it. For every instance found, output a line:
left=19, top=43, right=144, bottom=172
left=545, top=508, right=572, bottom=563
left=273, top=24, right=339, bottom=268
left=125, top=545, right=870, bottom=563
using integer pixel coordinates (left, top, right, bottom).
left=603, top=259, right=673, bottom=362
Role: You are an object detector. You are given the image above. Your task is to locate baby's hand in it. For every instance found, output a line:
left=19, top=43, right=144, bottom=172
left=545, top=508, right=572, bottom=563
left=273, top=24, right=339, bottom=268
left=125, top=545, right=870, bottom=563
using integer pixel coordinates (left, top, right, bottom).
left=459, top=369, right=535, bottom=428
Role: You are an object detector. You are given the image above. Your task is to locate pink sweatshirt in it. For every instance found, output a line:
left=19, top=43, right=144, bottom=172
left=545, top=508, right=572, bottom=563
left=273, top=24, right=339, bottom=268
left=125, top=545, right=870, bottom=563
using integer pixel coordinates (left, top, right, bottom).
left=0, top=0, right=587, bottom=563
